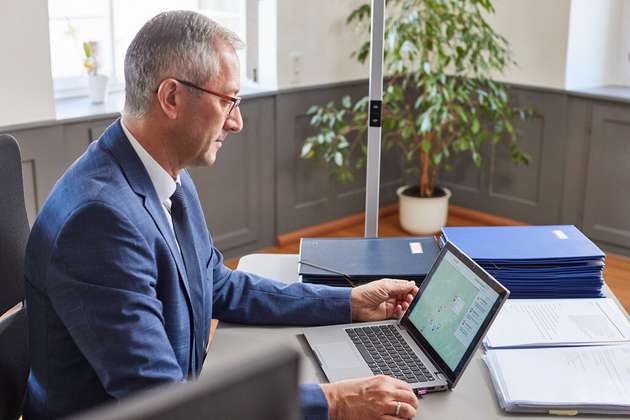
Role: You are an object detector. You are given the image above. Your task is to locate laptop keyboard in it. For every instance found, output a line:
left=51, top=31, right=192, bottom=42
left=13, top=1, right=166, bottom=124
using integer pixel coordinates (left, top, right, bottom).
left=346, top=325, right=435, bottom=384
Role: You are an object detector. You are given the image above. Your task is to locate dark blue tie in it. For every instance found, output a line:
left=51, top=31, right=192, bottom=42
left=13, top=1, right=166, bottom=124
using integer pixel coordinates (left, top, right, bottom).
left=170, top=183, right=204, bottom=377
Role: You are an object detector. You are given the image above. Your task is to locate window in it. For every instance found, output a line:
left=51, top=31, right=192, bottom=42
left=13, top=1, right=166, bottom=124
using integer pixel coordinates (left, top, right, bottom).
left=48, top=0, right=255, bottom=99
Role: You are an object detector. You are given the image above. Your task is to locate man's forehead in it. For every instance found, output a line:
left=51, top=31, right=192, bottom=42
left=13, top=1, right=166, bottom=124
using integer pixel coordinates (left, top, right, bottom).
left=214, top=45, right=240, bottom=93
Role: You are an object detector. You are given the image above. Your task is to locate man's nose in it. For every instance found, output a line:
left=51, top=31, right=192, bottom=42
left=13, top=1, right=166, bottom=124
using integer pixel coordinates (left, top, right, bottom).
left=224, top=107, right=243, bottom=133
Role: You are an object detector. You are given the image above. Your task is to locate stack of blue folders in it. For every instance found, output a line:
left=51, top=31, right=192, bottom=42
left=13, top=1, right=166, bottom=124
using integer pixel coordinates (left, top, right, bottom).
left=440, top=225, right=605, bottom=298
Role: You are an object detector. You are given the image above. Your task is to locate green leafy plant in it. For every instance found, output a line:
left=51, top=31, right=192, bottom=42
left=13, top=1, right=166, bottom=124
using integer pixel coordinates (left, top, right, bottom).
left=301, top=0, right=533, bottom=198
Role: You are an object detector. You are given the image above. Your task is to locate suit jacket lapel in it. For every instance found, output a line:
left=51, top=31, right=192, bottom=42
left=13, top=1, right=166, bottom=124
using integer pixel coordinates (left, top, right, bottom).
left=99, top=120, right=194, bottom=305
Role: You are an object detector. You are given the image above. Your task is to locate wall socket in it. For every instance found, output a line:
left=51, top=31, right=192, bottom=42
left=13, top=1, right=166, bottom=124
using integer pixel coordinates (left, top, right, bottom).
left=290, top=51, right=303, bottom=85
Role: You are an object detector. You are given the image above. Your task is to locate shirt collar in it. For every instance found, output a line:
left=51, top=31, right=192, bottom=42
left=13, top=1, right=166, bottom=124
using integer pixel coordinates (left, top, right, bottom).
left=120, top=120, right=180, bottom=204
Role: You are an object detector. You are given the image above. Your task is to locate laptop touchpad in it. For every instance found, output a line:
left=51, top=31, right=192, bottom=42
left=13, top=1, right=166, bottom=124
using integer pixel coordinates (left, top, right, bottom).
left=316, top=342, right=363, bottom=368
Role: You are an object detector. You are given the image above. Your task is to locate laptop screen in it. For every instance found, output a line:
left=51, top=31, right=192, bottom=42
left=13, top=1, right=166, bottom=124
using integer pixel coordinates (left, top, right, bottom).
left=402, top=243, right=508, bottom=385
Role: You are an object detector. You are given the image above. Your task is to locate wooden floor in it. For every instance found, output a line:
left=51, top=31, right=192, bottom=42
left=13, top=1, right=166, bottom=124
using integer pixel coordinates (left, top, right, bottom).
left=226, top=208, right=630, bottom=312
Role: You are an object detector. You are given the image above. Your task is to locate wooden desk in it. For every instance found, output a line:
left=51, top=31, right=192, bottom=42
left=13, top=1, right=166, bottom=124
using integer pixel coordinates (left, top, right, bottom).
left=202, top=253, right=627, bottom=419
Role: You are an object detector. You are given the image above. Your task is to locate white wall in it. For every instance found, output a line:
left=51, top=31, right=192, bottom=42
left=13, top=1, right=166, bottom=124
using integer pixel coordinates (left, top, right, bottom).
left=565, top=0, right=625, bottom=89
left=0, top=0, right=55, bottom=127
left=273, top=0, right=575, bottom=90
left=620, top=1, right=630, bottom=86
left=4, top=0, right=630, bottom=128
left=257, top=0, right=278, bottom=88
left=275, top=0, right=367, bottom=89
left=486, top=0, right=572, bottom=89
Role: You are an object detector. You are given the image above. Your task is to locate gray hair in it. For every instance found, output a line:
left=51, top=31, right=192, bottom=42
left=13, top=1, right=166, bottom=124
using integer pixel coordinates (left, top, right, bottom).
left=123, top=10, right=244, bottom=118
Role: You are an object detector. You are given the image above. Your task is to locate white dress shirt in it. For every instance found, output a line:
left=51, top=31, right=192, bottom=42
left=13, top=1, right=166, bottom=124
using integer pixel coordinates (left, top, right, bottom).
left=120, top=120, right=181, bottom=235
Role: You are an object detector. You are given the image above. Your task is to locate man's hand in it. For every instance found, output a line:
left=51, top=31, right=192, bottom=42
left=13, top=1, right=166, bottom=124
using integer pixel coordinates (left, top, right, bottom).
left=321, top=375, right=419, bottom=420
left=351, top=279, right=419, bottom=321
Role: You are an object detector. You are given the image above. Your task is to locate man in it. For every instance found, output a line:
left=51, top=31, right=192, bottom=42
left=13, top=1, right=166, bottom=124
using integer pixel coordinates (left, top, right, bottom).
left=24, top=11, right=419, bottom=420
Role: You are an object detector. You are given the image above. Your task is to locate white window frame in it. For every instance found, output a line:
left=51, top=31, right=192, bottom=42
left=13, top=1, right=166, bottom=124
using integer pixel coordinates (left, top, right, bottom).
left=50, top=0, right=120, bottom=99
left=51, top=0, right=260, bottom=99
left=245, top=0, right=259, bottom=83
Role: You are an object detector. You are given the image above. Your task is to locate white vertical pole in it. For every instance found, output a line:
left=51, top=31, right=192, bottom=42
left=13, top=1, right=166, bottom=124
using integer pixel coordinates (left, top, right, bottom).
left=364, top=0, right=386, bottom=238
left=245, top=0, right=259, bottom=82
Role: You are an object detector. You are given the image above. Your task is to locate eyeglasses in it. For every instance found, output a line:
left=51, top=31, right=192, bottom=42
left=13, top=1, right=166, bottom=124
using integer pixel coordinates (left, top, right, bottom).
left=167, top=78, right=242, bottom=116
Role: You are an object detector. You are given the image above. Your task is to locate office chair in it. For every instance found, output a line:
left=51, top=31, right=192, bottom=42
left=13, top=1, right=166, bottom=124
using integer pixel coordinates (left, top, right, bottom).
left=0, top=134, right=31, bottom=420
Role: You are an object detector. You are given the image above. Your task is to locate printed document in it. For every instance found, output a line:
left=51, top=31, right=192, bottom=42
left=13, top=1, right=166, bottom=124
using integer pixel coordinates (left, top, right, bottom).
left=484, top=298, right=630, bottom=348
left=485, top=345, right=630, bottom=413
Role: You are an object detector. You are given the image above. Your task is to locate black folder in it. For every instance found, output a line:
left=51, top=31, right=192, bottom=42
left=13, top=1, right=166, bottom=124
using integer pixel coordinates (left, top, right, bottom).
left=298, top=236, right=440, bottom=287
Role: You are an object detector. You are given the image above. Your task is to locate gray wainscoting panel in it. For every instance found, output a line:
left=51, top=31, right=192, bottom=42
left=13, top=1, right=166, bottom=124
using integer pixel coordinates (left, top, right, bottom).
left=561, top=98, right=593, bottom=226
left=443, top=88, right=568, bottom=224
left=490, top=112, right=545, bottom=206
left=62, top=118, right=117, bottom=165
left=375, top=146, right=406, bottom=203
left=7, top=126, right=69, bottom=217
left=583, top=103, right=630, bottom=248
left=4, top=120, right=116, bottom=225
left=88, top=119, right=115, bottom=142
left=440, top=147, right=483, bottom=193
left=7, top=83, right=630, bottom=257
left=21, top=160, right=37, bottom=226
left=293, top=111, right=333, bottom=211
left=275, top=82, right=404, bottom=234
left=188, top=97, right=276, bottom=258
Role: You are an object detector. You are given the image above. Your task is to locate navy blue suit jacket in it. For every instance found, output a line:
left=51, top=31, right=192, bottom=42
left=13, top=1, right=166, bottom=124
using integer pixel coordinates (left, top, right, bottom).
left=24, top=120, right=351, bottom=419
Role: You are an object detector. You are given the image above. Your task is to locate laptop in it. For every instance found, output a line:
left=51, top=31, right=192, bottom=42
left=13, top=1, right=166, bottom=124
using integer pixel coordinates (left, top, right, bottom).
left=304, top=241, right=509, bottom=395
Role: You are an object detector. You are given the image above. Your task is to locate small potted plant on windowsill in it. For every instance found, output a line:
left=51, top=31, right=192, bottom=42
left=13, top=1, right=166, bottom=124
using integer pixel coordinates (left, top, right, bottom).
left=301, top=0, right=533, bottom=235
left=83, top=41, right=108, bottom=104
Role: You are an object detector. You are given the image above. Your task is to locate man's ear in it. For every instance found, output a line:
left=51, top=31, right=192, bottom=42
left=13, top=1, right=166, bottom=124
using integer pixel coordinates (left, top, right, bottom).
left=156, top=79, right=180, bottom=120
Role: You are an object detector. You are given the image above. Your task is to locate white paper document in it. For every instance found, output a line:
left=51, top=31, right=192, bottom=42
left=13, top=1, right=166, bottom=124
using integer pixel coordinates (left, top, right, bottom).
left=484, top=298, right=630, bottom=348
left=485, top=345, right=630, bottom=414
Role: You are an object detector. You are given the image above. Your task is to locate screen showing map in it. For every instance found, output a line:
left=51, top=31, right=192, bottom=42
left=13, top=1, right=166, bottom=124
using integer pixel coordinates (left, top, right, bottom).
left=408, top=250, right=500, bottom=371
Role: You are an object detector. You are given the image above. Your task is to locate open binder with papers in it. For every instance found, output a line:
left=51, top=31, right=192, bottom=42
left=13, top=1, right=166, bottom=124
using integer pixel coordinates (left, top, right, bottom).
left=484, top=345, right=630, bottom=415
left=482, top=296, right=630, bottom=414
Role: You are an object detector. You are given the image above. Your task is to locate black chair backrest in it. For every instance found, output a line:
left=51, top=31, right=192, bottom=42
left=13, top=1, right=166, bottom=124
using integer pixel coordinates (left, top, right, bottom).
left=0, top=134, right=31, bottom=420
left=0, top=134, right=29, bottom=313
left=0, top=307, right=29, bottom=420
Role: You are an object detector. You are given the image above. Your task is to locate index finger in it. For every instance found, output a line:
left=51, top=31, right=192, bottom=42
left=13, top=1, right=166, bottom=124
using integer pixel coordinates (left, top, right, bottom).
left=380, top=279, right=417, bottom=295
left=386, top=376, right=414, bottom=392
left=391, top=389, right=419, bottom=408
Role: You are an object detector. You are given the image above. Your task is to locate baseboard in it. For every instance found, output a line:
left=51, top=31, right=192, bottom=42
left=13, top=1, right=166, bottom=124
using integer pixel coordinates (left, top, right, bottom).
left=276, top=204, right=525, bottom=247
left=448, top=205, right=526, bottom=227
left=276, top=203, right=399, bottom=246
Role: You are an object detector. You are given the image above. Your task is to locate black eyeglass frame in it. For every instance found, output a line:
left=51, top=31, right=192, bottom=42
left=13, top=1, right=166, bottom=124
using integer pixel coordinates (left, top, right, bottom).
left=158, top=78, right=242, bottom=116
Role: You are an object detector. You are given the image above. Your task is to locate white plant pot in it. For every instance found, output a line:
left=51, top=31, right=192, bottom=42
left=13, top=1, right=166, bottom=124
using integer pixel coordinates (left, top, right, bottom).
left=88, top=74, right=108, bottom=104
left=397, top=185, right=452, bottom=235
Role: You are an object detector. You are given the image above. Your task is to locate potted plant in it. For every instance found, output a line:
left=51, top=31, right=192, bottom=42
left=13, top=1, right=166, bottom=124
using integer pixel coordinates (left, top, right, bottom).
left=301, top=0, right=532, bottom=234
left=65, top=23, right=109, bottom=104
left=83, top=41, right=109, bottom=104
